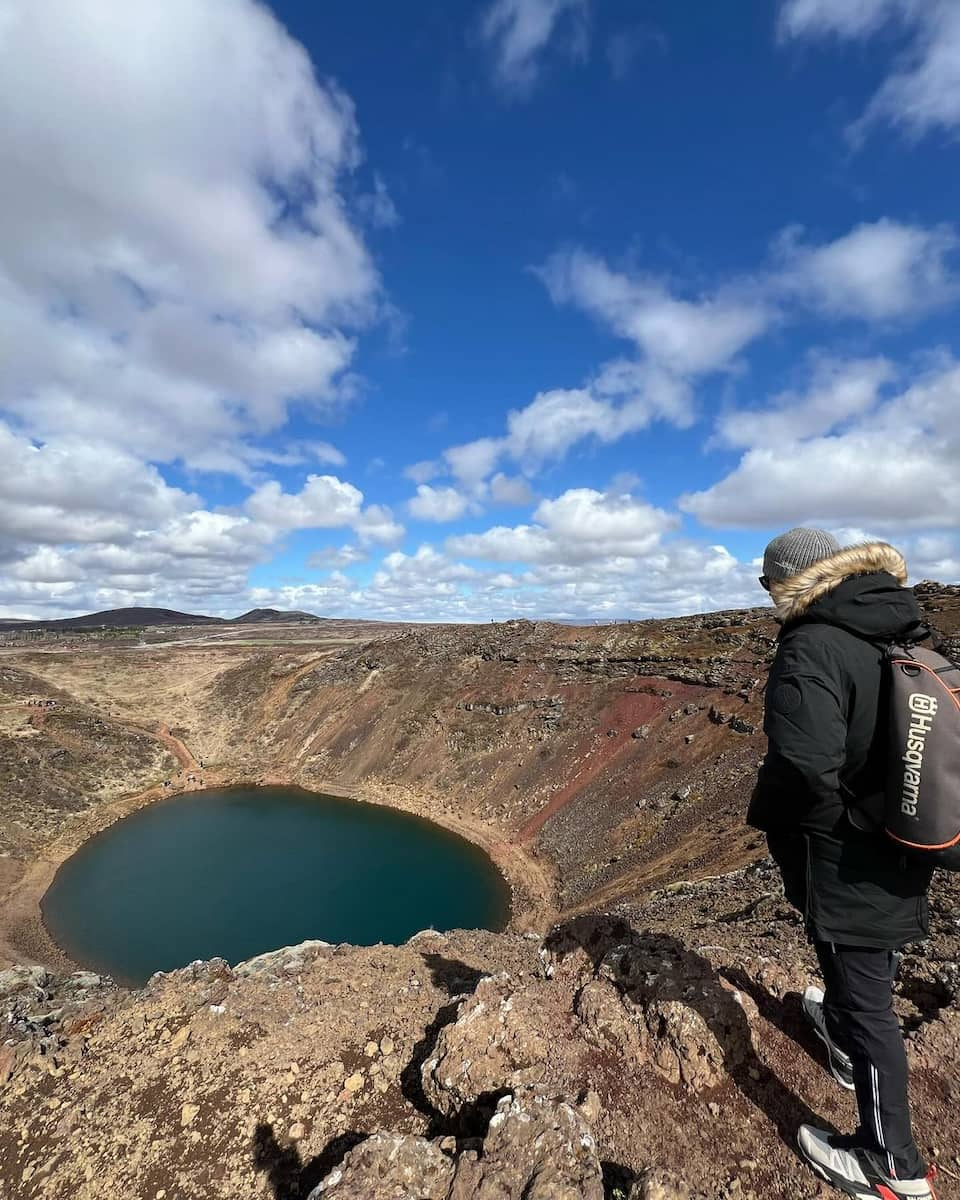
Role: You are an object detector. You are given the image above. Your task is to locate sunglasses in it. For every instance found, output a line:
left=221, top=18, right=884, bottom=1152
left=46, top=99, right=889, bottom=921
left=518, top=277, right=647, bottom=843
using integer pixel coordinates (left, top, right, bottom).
left=758, top=575, right=771, bottom=592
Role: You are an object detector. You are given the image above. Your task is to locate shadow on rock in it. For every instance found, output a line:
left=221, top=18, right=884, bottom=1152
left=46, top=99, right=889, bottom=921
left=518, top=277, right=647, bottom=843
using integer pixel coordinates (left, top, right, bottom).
left=400, top=963, right=508, bottom=1141
left=601, top=1158, right=639, bottom=1198
left=543, top=914, right=830, bottom=1150
left=399, top=997, right=464, bottom=1135
left=252, top=1122, right=367, bottom=1200
left=720, top=965, right=842, bottom=1082
left=420, top=952, right=487, bottom=997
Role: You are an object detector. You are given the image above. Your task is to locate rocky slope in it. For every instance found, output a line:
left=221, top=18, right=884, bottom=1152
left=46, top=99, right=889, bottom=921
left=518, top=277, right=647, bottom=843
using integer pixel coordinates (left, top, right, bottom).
left=3, top=861, right=960, bottom=1199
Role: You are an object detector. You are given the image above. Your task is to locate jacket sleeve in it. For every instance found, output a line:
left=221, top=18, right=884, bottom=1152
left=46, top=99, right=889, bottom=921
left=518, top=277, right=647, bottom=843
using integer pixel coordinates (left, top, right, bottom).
left=747, top=629, right=849, bottom=830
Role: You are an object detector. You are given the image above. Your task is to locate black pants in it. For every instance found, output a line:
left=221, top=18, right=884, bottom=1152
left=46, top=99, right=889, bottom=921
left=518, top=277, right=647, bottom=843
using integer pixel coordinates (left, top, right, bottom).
left=814, top=941, right=923, bottom=1179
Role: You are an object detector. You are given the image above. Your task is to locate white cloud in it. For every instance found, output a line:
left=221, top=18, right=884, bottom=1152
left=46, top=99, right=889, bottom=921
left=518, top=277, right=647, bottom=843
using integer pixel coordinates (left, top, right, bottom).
left=0, top=0, right=412, bottom=617
left=489, top=473, right=536, bottom=506
left=904, top=532, right=960, bottom=582
left=0, top=455, right=404, bottom=618
left=0, top=499, right=277, bottom=620
left=543, top=223, right=958, bottom=359
left=150, top=510, right=273, bottom=563
left=448, top=487, right=678, bottom=564
left=444, top=438, right=505, bottom=490
left=516, top=366, right=695, bottom=458
left=774, top=220, right=959, bottom=319
left=779, top=0, right=960, bottom=139
left=306, top=544, right=368, bottom=569
left=683, top=359, right=960, bottom=529
left=404, top=460, right=443, bottom=485
left=293, top=442, right=347, bottom=467
left=377, top=546, right=478, bottom=588
left=247, top=532, right=763, bottom=624
left=481, top=0, right=589, bottom=95
left=245, top=475, right=364, bottom=530
left=778, top=0, right=905, bottom=41
left=503, top=387, right=605, bottom=460
left=540, top=249, right=773, bottom=376
left=0, top=0, right=380, bottom=471
left=428, top=218, right=950, bottom=498
left=0, top=421, right=195, bottom=545
left=408, top=485, right=473, bottom=523
left=714, top=356, right=894, bottom=448
left=435, top=366, right=694, bottom=497
left=353, top=504, right=406, bottom=546
left=356, top=174, right=400, bottom=229
left=683, top=434, right=947, bottom=529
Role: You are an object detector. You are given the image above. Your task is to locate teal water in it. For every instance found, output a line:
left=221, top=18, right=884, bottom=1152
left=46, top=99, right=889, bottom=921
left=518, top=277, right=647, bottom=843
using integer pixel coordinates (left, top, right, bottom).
left=41, top=786, right=510, bottom=986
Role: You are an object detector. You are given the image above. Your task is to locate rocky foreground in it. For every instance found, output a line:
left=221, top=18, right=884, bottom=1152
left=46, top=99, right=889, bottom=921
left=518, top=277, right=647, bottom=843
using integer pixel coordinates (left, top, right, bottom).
left=3, top=859, right=960, bottom=1199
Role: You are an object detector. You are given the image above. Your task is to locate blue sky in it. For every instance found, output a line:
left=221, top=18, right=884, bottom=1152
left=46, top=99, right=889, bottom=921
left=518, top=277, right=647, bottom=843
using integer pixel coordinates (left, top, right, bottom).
left=0, top=0, right=958, bottom=621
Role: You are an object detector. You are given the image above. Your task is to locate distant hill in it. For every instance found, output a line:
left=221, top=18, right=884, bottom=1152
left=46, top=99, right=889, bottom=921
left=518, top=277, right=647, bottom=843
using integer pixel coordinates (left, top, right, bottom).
left=230, top=608, right=322, bottom=624
left=0, top=607, right=224, bottom=632
left=0, top=605, right=327, bottom=633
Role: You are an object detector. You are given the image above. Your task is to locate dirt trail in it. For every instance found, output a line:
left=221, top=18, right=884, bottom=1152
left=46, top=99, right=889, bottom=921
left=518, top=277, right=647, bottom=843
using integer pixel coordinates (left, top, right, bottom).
left=151, top=722, right=197, bottom=771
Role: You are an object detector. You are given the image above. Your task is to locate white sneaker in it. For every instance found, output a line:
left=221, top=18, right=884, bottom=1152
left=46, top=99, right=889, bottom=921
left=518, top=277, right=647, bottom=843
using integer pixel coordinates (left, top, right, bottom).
left=803, top=985, right=855, bottom=1090
left=798, top=1125, right=938, bottom=1199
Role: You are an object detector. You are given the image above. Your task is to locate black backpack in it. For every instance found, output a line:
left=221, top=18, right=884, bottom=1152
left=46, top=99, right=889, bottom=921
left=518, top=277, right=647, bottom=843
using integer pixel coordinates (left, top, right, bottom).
left=877, top=640, right=960, bottom=868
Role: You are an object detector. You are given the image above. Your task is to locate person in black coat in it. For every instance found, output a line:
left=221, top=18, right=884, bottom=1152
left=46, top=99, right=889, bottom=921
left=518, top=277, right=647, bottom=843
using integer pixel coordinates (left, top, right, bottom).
left=748, top=528, right=938, bottom=1200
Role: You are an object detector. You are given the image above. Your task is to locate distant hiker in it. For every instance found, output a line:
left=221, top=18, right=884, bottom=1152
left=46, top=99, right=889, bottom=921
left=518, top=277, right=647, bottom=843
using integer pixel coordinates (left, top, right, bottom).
left=748, top=528, right=938, bottom=1199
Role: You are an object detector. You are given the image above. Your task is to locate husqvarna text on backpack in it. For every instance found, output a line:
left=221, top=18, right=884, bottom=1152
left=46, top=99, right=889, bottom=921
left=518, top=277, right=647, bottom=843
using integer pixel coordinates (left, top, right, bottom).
left=880, top=643, right=960, bottom=868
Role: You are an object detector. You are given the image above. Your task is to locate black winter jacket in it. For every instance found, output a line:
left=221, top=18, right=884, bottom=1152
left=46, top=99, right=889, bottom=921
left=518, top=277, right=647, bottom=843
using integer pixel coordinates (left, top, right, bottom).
left=747, top=547, right=933, bottom=948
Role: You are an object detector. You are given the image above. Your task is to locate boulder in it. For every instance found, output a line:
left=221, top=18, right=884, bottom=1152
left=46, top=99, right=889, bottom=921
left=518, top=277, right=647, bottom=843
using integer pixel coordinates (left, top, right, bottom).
left=308, top=1131, right=455, bottom=1198
left=421, top=974, right=548, bottom=1117
left=540, top=916, right=635, bottom=987
left=311, top=1090, right=604, bottom=1200
left=643, top=999, right=726, bottom=1090
left=596, top=939, right=755, bottom=1092
left=448, top=1089, right=605, bottom=1200
left=575, top=979, right=648, bottom=1062
left=233, top=940, right=331, bottom=979
left=0, top=965, right=49, bottom=1000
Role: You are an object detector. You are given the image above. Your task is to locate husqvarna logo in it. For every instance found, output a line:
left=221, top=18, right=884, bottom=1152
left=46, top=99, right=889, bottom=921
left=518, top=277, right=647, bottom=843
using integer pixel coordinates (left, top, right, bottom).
left=901, top=693, right=939, bottom=817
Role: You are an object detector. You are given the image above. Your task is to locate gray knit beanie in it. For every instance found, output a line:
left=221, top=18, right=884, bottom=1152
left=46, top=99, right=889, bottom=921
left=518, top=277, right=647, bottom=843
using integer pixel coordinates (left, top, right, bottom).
left=762, top=527, right=841, bottom=583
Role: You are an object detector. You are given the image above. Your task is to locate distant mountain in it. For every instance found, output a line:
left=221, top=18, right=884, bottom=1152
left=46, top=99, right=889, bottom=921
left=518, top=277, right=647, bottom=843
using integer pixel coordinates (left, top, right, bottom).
left=0, top=607, right=224, bottom=632
left=230, top=608, right=322, bottom=624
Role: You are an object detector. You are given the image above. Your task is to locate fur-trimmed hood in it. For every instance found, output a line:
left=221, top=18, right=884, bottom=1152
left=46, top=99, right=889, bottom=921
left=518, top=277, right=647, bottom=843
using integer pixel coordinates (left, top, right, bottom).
left=770, top=541, right=908, bottom=624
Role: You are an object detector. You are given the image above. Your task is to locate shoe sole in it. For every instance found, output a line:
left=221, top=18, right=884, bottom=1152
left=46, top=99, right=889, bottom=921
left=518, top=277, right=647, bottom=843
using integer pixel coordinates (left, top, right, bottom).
left=804, top=1003, right=857, bottom=1092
